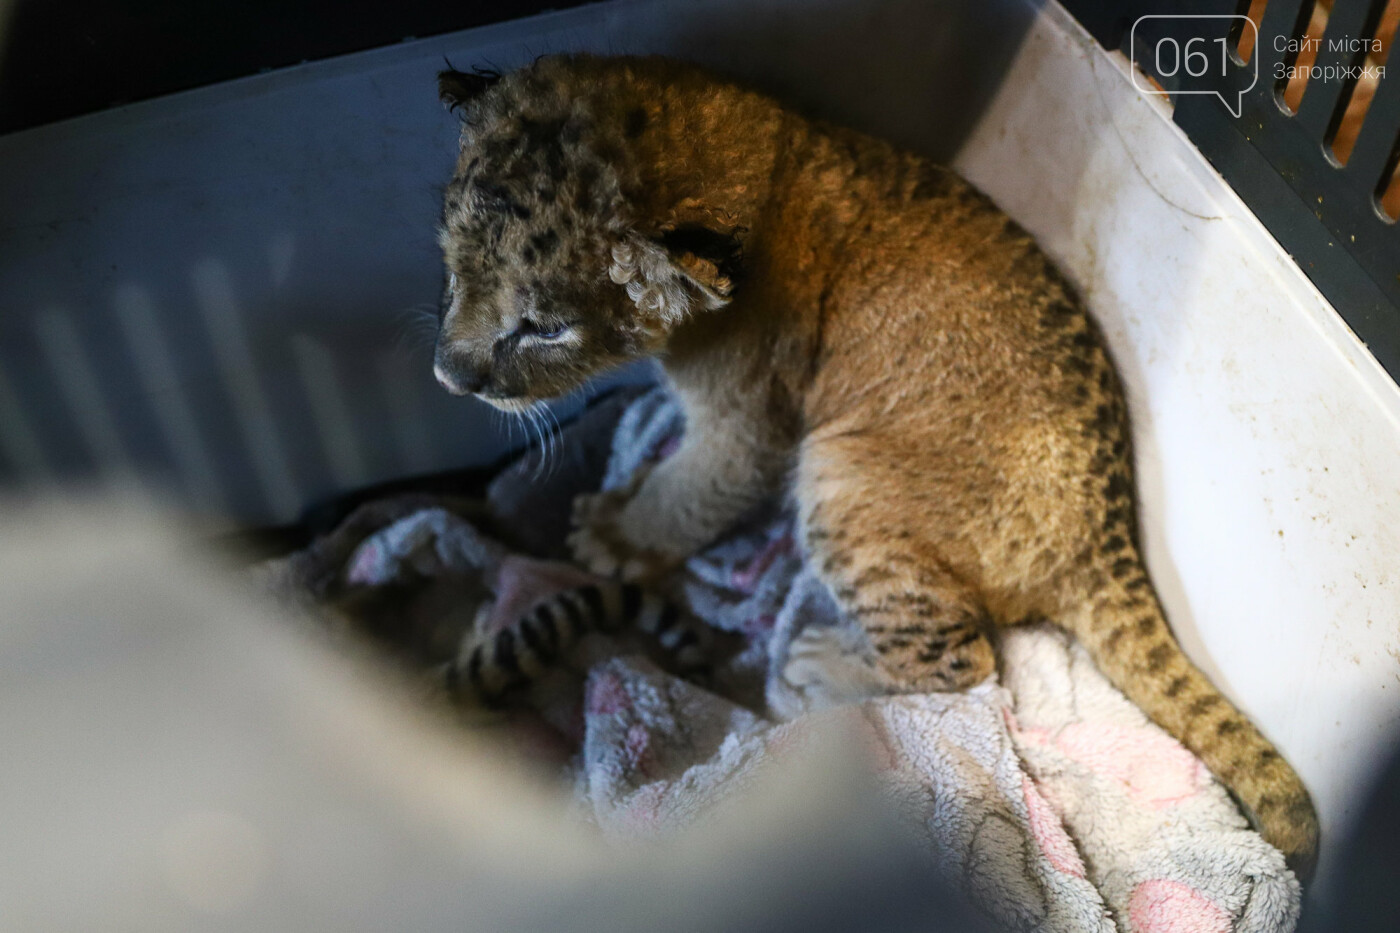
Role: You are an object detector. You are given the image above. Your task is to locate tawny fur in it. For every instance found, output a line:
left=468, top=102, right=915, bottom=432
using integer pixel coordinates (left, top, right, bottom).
left=431, top=55, right=1318, bottom=871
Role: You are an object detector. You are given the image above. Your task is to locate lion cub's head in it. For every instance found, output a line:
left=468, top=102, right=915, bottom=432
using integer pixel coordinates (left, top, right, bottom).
left=431, top=58, right=742, bottom=409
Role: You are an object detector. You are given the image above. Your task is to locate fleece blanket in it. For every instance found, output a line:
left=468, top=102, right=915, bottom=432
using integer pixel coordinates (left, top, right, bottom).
left=262, top=386, right=1300, bottom=933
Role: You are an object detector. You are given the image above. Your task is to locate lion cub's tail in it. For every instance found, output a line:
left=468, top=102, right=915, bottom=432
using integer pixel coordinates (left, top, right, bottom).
left=1067, top=549, right=1319, bottom=877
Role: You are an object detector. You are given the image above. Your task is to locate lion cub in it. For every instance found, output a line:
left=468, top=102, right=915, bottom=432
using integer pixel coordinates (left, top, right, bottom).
left=430, top=55, right=1317, bottom=869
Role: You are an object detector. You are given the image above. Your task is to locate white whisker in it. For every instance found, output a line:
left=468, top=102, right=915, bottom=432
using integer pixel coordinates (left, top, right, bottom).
left=531, top=404, right=549, bottom=479
left=527, top=405, right=547, bottom=477
left=520, top=407, right=533, bottom=473
left=537, top=402, right=564, bottom=481
left=542, top=404, right=557, bottom=480
left=390, top=304, right=442, bottom=356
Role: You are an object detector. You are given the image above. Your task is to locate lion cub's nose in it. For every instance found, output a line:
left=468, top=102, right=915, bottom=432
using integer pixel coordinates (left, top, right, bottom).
left=433, top=348, right=488, bottom=396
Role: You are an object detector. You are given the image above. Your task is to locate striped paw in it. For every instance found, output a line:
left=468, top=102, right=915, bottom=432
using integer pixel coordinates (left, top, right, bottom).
left=445, top=581, right=710, bottom=705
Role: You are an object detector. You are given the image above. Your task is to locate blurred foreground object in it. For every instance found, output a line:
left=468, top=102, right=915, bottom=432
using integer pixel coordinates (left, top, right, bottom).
left=0, top=497, right=987, bottom=933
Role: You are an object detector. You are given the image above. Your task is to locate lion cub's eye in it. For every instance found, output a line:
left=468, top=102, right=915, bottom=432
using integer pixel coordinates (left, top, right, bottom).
left=514, top=318, right=569, bottom=341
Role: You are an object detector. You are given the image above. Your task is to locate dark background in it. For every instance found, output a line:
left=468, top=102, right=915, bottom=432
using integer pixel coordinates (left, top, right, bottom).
left=0, top=0, right=591, bottom=135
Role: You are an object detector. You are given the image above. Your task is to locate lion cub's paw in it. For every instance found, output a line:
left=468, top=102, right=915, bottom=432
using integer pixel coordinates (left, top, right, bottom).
left=568, top=484, right=677, bottom=582
left=770, top=625, right=890, bottom=718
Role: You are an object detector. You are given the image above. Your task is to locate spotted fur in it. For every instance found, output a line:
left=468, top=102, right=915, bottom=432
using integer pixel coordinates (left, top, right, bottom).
left=430, top=55, right=1318, bottom=872
left=446, top=582, right=707, bottom=704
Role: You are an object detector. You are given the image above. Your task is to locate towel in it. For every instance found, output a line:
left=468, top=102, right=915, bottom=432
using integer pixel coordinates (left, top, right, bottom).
left=261, top=386, right=1300, bottom=933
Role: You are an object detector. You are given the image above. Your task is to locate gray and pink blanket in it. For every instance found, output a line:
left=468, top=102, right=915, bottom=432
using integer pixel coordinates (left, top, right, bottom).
left=262, top=386, right=1300, bottom=933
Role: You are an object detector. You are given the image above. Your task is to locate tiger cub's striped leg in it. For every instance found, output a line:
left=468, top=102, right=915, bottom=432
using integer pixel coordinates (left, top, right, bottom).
left=445, top=582, right=708, bottom=705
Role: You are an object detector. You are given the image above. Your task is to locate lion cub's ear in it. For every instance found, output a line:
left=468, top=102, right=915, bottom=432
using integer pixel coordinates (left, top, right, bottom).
left=608, top=224, right=744, bottom=322
left=438, top=68, right=501, bottom=114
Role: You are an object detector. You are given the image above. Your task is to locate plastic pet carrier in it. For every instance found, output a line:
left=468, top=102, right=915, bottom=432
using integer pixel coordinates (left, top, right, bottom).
left=1, top=0, right=1397, bottom=928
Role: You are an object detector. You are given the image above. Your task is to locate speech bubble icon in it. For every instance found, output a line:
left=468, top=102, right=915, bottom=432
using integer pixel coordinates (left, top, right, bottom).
left=1129, top=15, right=1258, bottom=119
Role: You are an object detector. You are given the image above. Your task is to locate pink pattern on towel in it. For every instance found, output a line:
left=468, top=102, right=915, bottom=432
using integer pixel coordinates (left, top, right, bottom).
left=1052, top=724, right=1206, bottom=810
left=1022, top=776, right=1087, bottom=878
left=730, top=531, right=793, bottom=594
left=586, top=671, right=632, bottom=715
left=1128, top=879, right=1230, bottom=933
left=1011, top=713, right=1206, bottom=811
left=623, top=722, right=652, bottom=775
